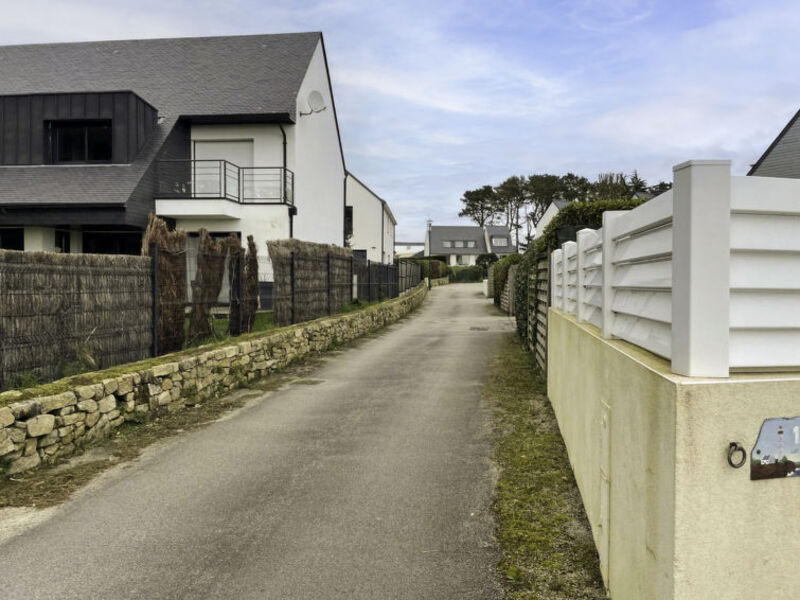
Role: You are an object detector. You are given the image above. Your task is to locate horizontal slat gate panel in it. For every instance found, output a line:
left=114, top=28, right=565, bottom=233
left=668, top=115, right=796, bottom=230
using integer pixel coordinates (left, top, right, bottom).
left=612, top=290, right=672, bottom=324
left=731, top=213, right=800, bottom=252
left=730, top=329, right=800, bottom=369
left=730, top=290, right=800, bottom=329
left=612, top=225, right=672, bottom=264
left=612, top=260, right=672, bottom=290
left=730, top=251, right=800, bottom=290
left=731, top=175, right=800, bottom=215
left=611, top=313, right=671, bottom=359
left=610, top=191, right=672, bottom=239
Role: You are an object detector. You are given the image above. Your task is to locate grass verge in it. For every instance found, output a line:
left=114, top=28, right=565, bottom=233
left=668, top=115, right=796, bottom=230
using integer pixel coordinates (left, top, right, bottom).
left=488, top=334, right=607, bottom=599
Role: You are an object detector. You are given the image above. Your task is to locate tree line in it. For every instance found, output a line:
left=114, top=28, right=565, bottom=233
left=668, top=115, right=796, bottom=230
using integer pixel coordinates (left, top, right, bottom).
left=458, top=171, right=672, bottom=249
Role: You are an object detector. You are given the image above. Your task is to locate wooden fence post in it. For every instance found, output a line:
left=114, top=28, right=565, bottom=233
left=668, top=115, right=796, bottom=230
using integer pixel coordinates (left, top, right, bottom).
left=326, top=253, right=332, bottom=315
left=290, top=251, right=296, bottom=325
left=671, top=160, right=731, bottom=377
left=150, top=241, right=159, bottom=357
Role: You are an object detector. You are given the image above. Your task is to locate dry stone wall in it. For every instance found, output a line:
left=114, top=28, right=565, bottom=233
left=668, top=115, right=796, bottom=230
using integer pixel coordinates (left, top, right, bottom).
left=0, top=284, right=427, bottom=476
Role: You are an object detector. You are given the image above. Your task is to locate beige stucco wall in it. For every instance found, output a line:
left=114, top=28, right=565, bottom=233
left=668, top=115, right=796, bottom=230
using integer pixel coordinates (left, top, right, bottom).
left=548, top=308, right=800, bottom=600
left=548, top=309, right=676, bottom=600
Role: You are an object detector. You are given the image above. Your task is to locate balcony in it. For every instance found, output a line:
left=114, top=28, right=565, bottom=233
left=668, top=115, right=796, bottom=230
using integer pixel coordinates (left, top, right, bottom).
left=156, top=160, right=294, bottom=205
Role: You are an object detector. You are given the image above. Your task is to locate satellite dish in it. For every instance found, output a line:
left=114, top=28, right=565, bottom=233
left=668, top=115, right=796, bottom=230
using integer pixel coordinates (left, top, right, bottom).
left=307, top=91, right=326, bottom=113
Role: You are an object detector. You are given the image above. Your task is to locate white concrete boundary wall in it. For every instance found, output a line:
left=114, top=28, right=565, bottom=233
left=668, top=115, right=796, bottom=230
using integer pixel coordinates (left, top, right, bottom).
left=551, top=159, right=800, bottom=376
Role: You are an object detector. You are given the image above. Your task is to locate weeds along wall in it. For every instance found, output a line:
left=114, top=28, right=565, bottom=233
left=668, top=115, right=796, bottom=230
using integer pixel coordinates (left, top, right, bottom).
left=0, top=282, right=428, bottom=476
left=0, top=250, right=152, bottom=390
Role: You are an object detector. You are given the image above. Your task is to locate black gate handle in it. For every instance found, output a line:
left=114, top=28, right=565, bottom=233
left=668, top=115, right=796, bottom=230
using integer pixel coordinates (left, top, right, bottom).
left=727, top=442, right=747, bottom=468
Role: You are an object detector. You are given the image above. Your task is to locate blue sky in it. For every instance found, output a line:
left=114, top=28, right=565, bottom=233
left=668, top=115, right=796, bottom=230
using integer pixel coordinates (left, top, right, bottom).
left=3, top=0, right=800, bottom=240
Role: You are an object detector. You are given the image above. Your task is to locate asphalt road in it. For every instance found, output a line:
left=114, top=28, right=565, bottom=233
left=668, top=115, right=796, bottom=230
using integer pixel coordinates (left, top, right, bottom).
left=0, top=283, right=512, bottom=599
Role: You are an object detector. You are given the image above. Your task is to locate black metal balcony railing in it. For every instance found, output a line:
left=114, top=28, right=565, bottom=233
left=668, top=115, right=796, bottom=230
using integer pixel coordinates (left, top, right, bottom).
left=156, top=160, right=294, bottom=205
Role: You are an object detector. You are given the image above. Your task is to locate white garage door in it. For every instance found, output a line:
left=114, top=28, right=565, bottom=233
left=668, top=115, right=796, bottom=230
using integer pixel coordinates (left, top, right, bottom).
left=193, top=140, right=254, bottom=198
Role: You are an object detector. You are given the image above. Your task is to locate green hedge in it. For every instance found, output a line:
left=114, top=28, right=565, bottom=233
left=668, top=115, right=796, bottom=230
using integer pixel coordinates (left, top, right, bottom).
left=449, top=265, right=483, bottom=283
left=415, top=259, right=450, bottom=279
left=515, top=197, right=646, bottom=346
left=493, top=253, right=523, bottom=305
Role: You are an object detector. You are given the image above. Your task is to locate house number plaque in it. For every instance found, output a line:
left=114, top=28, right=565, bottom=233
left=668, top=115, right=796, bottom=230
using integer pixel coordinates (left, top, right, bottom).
left=751, top=417, right=800, bottom=480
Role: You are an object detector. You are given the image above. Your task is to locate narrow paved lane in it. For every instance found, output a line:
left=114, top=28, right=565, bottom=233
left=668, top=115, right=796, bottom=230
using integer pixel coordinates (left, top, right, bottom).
left=0, top=283, right=512, bottom=599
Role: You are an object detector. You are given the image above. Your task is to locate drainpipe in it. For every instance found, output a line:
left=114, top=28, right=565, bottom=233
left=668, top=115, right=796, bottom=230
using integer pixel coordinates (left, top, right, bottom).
left=279, top=124, right=295, bottom=238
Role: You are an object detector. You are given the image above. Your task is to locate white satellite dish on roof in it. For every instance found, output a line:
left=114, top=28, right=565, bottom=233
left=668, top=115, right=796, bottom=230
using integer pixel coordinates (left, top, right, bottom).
left=300, top=91, right=327, bottom=116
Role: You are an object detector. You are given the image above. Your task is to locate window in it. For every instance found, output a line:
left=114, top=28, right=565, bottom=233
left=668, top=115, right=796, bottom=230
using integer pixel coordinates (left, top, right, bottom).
left=55, top=230, right=70, bottom=253
left=53, top=120, right=112, bottom=163
left=344, top=206, right=353, bottom=238
left=443, top=241, right=452, bottom=248
left=492, top=236, right=508, bottom=247
left=0, top=228, right=24, bottom=250
left=457, top=255, right=470, bottom=265
left=467, top=240, right=476, bottom=248
left=454, top=240, right=464, bottom=248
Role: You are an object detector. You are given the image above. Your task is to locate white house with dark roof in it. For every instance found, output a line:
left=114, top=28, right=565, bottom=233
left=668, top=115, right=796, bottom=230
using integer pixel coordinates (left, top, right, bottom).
left=345, top=172, right=396, bottom=264
left=748, top=108, right=800, bottom=178
left=425, top=223, right=514, bottom=266
left=533, top=200, right=570, bottom=239
left=0, top=33, right=346, bottom=257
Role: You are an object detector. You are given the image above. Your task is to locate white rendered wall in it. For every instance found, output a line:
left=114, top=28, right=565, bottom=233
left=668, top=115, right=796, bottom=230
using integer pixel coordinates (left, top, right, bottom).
left=292, top=40, right=345, bottom=245
left=395, top=243, right=424, bottom=256
left=383, top=206, right=395, bottom=264
left=23, top=227, right=56, bottom=252
left=172, top=204, right=289, bottom=281
left=345, top=174, right=384, bottom=263
left=535, top=203, right=561, bottom=238
left=191, top=124, right=285, bottom=168
left=447, top=254, right=478, bottom=266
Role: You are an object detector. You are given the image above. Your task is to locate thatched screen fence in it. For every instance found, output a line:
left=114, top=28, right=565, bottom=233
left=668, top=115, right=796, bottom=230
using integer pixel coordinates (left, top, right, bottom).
left=0, top=228, right=421, bottom=390
left=268, top=240, right=422, bottom=327
left=0, top=250, right=152, bottom=389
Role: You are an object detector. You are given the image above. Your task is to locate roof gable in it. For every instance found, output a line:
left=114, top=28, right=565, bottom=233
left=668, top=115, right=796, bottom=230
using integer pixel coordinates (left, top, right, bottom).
left=0, top=33, right=321, bottom=121
left=749, top=108, right=800, bottom=178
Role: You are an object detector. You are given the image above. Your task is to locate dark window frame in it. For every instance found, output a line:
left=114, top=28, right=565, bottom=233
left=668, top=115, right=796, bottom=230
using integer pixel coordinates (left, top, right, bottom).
left=49, top=119, right=113, bottom=164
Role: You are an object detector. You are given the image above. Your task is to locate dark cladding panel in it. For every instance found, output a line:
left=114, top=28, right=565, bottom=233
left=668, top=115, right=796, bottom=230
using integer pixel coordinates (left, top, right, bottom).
left=0, top=91, right=157, bottom=165
left=137, top=99, right=145, bottom=151
left=57, top=94, right=71, bottom=119
left=16, top=95, right=30, bottom=164
left=127, top=93, right=137, bottom=160
left=85, top=94, right=100, bottom=119
left=29, top=95, right=44, bottom=164
left=99, top=94, right=114, bottom=119
left=3, top=97, right=18, bottom=165
left=42, top=95, right=58, bottom=119
left=70, top=94, right=85, bottom=119
left=111, top=92, right=128, bottom=163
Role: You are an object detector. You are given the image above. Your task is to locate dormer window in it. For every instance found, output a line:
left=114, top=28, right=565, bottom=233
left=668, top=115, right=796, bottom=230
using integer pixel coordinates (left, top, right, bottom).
left=492, top=236, right=508, bottom=247
left=52, top=120, right=112, bottom=163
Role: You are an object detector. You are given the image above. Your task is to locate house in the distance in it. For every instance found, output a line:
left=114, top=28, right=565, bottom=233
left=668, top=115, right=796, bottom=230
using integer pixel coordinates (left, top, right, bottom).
left=394, top=241, right=424, bottom=258
left=748, top=108, right=800, bottom=177
left=0, top=33, right=346, bottom=257
left=425, top=223, right=514, bottom=266
left=345, top=172, right=396, bottom=264
left=533, top=200, right=569, bottom=239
